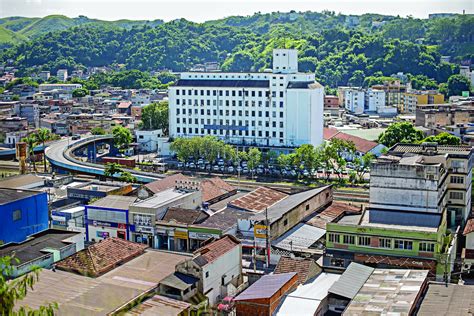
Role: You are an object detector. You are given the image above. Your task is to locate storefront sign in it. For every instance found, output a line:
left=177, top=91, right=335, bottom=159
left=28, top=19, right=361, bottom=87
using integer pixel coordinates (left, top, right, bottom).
left=133, top=214, right=152, bottom=226
left=88, top=219, right=117, bottom=228
left=254, top=224, right=268, bottom=239
left=135, top=226, right=154, bottom=234
left=96, top=231, right=110, bottom=238
left=175, top=231, right=188, bottom=240
left=188, top=231, right=220, bottom=240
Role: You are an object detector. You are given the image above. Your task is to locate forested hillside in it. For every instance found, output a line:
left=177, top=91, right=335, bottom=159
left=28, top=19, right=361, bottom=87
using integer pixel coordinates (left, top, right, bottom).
left=1, top=11, right=472, bottom=88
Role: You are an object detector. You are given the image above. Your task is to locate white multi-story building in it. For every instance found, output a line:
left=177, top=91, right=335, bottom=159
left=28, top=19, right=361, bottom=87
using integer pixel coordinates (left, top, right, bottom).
left=365, top=88, right=386, bottom=112
left=342, top=88, right=365, bottom=114
left=168, top=49, right=324, bottom=148
left=56, top=69, right=68, bottom=82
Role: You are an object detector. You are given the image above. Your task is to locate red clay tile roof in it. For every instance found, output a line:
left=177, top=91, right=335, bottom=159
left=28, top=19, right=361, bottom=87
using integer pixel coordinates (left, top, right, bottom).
left=145, top=173, right=189, bottom=194
left=145, top=175, right=235, bottom=203
left=323, top=128, right=380, bottom=153
left=162, top=207, right=208, bottom=224
left=56, top=238, right=147, bottom=277
left=200, top=177, right=236, bottom=202
left=117, top=101, right=132, bottom=109
left=194, top=235, right=240, bottom=266
left=274, top=256, right=321, bottom=285
left=464, top=218, right=474, bottom=235
left=228, top=187, right=288, bottom=212
left=323, top=127, right=340, bottom=140
left=307, top=202, right=361, bottom=229
left=333, top=132, right=379, bottom=154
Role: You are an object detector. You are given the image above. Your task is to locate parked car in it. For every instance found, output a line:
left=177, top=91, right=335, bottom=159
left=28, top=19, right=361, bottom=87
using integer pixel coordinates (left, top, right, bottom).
left=213, top=165, right=220, bottom=171
left=228, top=166, right=235, bottom=173
left=177, top=162, right=184, bottom=168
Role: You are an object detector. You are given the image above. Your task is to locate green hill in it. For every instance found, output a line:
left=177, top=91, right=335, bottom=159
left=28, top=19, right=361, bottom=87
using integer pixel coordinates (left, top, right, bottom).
left=0, top=16, right=39, bottom=32
left=0, top=15, right=164, bottom=39
left=0, top=26, right=27, bottom=48
left=18, top=15, right=84, bottom=38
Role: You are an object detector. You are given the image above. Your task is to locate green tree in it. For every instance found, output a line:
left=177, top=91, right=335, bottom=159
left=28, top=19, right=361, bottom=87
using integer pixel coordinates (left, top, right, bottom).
left=72, top=88, right=89, bottom=98
left=446, top=74, right=471, bottom=97
left=112, top=126, right=132, bottom=152
left=378, top=122, right=424, bottom=147
left=353, top=152, right=375, bottom=183
left=90, top=127, right=106, bottom=135
left=140, top=101, right=169, bottom=134
left=0, top=256, right=57, bottom=315
left=118, top=171, right=137, bottom=183
left=247, top=147, right=261, bottom=178
left=104, top=162, right=123, bottom=178
left=293, top=144, right=320, bottom=174
left=420, top=132, right=461, bottom=145
left=22, top=135, right=38, bottom=172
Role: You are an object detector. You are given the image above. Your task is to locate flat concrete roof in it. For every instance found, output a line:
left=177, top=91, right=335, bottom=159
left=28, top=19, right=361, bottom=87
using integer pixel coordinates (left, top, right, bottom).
left=0, top=188, right=43, bottom=205
left=0, top=229, right=80, bottom=266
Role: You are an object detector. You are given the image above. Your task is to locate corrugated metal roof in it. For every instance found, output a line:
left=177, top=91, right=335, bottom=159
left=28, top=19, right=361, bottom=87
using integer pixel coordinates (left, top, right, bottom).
left=275, top=273, right=340, bottom=316
left=159, top=272, right=199, bottom=291
left=328, top=263, right=374, bottom=299
left=234, top=272, right=297, bottom=301
left=252, top=186, right=330, bottom=223
left=417, top=283, right=474, bottom=316
left=272, top=223, right=325, bottom=252
left=369, top=209, right=441, bottom=228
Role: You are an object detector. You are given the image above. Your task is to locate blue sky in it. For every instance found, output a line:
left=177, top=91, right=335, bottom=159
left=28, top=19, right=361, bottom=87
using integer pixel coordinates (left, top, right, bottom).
left=1, top=0, right=473, bottom=22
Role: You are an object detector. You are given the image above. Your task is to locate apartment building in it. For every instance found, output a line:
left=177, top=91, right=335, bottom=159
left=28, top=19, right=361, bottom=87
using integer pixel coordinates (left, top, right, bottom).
left=415, top=101, right=474, bottom=128
left=39, top=83, right=82, bottom=93
left=56, top=69, right=68, bottom=82
left=402, top=90, right=445, bottom=114
left=340, top=87, right=395, bottom=115
left=324, top=143, right=471, bottom=279
left=168, top=49, right=324, bottom=148
left=388, top=143, right=473, bottom=228
left=371, top=80, right=407, bottom=109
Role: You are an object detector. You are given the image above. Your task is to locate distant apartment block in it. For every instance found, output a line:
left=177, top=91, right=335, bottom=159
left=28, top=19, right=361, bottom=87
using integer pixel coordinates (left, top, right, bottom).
left=169, top=49, right=325, bottom=148
left=415, top=101, right=474, bottom=134
left=340, top=87, right=396, bottom=115
left=56, top=69, right=68, bottom=82
left=39, top=83, right=82, bottom=93
left=402, top=90, right=445, bottom=114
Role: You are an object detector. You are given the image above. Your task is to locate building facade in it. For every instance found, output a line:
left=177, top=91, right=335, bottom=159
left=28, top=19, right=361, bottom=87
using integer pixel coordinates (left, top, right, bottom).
left=169, top=49, right=324, bottom=148
left=0, top=189, right=49, bottom=244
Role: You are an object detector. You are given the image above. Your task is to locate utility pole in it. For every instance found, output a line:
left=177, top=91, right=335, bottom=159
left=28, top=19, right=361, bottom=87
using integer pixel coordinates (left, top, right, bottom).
left=253, top=231, right=257, bottom=273
left=265, top=207, right=270, bottom=268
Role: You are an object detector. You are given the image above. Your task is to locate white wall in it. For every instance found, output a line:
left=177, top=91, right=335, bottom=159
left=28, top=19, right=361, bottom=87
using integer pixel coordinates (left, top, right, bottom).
left=273, top=49, right=298, bottom=74
left=467, top=233, right=474, bottom=250
left=136, top=129, right=164, bottom=152
left=202, top=245, right=242, bottom=306
left=344, top=89, right=365, bottom=114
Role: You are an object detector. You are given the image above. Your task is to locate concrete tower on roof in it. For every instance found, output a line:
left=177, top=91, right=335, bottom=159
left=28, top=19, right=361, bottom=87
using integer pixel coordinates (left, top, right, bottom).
left=272, top=49, right=298, bottom=74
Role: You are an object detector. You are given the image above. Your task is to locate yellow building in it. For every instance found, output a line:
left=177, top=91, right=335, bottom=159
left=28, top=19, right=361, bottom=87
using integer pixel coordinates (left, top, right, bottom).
left=401, top=91, right=445, bottom=114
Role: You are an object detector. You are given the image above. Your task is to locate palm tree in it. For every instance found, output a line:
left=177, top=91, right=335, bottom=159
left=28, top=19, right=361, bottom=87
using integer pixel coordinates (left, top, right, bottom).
left=35, top=128, right=51, bottom=172
left=22, top=135, right=38, bottom=172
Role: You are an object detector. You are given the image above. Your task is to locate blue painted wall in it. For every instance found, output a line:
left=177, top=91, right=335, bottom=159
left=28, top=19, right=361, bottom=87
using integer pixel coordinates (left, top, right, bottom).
left=0, top=192, right=49, bottom=244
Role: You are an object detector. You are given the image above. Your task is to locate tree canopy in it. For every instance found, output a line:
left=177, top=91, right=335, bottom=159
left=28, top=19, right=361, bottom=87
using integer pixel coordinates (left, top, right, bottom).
left=112, top=125, right=132, bottom=151
left=2, top=13, right=472, bottom=88
left=378, top=122, right=424, bottom=147
left=140, top=101, right=169, bottom=134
